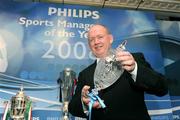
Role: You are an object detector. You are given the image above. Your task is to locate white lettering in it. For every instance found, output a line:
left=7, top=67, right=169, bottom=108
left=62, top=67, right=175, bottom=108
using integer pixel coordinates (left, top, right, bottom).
left=78, top=30, right=87, bottom=38
left=48, top=7, right=100, bottom=19
left=18, top=17, right=53, bottom=27
left=57, top=20, right=93, bottom=31
left=48, top=7, right=57, bottom=15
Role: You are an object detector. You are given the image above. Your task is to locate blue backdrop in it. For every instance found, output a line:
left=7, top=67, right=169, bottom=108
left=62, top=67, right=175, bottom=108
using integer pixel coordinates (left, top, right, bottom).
left=157, top=20, right=180, bottom=120
left=0, top=1, right=173, bottom=120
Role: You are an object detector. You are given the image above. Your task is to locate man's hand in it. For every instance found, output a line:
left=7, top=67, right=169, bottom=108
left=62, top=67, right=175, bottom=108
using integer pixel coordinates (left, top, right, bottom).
left=115, top=50, right=136, bottom=72
left=81, top=85, right=101, bottom=109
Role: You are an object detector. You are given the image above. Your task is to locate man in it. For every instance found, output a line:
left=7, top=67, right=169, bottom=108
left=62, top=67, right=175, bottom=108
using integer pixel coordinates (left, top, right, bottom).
left=68, top=24, right=168, bottom=120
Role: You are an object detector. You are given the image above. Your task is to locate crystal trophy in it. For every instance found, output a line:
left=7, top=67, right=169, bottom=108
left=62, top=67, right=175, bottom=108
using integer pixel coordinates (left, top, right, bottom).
left=94, top=40, right=127, bottom=90
left=59, top=68, right=76, bottom=120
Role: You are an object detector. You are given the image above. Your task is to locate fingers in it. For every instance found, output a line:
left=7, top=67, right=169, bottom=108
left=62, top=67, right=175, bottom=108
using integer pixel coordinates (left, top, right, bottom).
left=81, top=86, right=102, bottom=109
left=93, top=101, right=101, bottom=109
left=115, top=51, right=135, bottom=72
left=81, top=85, right=90, bottom=105
left=82, top=85, right=90, bottom=98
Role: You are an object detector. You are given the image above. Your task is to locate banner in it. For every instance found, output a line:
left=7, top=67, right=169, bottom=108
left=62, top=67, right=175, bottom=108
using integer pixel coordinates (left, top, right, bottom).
left=0, top=1, right=173, bottom=120
left=157, top=20, right=180, bottom=120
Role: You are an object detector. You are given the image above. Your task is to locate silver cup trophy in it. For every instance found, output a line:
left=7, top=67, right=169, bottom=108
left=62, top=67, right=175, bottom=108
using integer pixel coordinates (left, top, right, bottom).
left=10, top=86, right=31, bottom=120
left=59, top=68, right=76, bottom=120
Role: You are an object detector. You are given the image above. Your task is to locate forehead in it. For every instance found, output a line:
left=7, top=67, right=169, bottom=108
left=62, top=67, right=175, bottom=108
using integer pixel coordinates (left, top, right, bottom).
left=88, top=25, right=107, bottom=36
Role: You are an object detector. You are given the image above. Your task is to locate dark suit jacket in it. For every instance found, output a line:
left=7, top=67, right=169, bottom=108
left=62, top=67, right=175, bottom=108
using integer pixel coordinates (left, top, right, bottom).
left=68, top=53, right=168, bottom=120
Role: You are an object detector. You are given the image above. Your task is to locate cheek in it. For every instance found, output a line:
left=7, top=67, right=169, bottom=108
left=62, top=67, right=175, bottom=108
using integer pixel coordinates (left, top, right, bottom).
left=88, top=42, right=93, bottom=48
left=105, top=42, right=111, bottom=49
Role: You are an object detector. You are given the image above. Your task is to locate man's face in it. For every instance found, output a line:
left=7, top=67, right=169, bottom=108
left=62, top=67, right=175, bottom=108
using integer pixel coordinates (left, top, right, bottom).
left=88, top=25, right=113, bottom=58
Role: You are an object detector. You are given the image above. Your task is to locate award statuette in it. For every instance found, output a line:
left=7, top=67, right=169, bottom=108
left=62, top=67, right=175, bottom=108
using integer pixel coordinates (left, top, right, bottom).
left=59, top=68, right=76, bottom=120
left=94, top=40, right=127, bottom=90
left=2, top=87, right=32, bottom=120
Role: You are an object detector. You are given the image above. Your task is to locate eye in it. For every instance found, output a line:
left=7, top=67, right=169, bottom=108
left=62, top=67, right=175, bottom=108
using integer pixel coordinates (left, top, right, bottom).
left=97, top=35, right=103, bottom=39
left=99, top=36, right=103, bottom=39
left=89, top=37, right=95, bottom=42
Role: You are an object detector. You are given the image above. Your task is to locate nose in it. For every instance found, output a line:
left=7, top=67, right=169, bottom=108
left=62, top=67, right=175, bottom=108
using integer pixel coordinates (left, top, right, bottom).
left=94, top=37, right=100, bottom=44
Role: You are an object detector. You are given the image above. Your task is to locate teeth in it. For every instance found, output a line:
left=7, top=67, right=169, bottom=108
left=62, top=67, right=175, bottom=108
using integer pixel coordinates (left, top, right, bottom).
left=95, top=45, right=102, bottom=49
left=95, top=47, right=101, bottom=49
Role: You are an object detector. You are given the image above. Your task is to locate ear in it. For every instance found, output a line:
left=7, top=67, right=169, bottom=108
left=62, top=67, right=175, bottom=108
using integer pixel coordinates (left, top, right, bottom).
left=109, top=34, right=113, bottom=44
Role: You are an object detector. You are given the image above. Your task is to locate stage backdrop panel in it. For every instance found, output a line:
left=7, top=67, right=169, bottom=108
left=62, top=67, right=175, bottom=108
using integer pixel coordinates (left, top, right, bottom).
left=0, top=1, right=172, bottom=120
left=157, top=20, right=180, bottom=120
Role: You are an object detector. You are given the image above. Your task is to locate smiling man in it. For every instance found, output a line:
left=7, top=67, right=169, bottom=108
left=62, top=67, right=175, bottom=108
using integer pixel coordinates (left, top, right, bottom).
left=68, top=24, right=168, bottom=120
